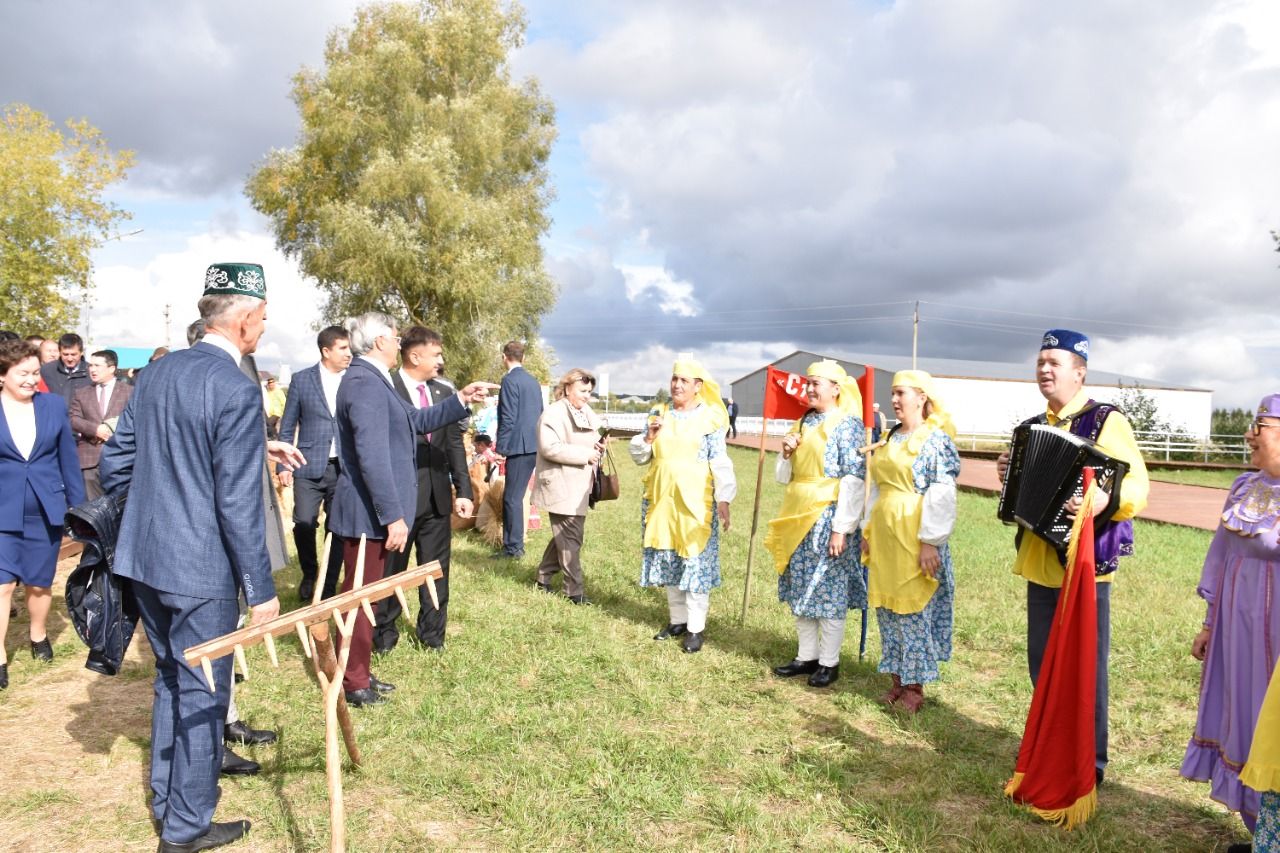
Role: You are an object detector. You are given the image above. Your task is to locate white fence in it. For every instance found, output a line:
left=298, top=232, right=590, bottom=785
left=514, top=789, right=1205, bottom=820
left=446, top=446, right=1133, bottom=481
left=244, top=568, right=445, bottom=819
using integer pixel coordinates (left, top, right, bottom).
left=602, top=411, right=1251, bottom=464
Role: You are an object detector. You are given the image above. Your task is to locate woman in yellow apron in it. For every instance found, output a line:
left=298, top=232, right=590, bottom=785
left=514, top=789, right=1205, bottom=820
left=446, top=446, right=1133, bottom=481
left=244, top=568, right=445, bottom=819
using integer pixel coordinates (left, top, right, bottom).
left=629, top=358, right=736, bottom=654
left=863, top=370, right=960, bottom=713
left=1241, top=662, right=1280, bottom=852
left=764, top=360, right=866, bottom=688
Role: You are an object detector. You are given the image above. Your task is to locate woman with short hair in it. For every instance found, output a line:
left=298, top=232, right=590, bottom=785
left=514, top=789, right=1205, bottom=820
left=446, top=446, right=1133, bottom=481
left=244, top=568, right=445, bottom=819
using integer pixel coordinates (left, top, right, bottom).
left=0, top=339, right=86, bottom=688
left=532, top=368, right=605, bottom=604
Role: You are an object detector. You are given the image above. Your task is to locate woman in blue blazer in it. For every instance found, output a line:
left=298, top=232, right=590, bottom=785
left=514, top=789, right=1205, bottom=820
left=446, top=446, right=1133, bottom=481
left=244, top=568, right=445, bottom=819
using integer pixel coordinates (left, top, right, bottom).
left=0, top=340, right=86, bottom=688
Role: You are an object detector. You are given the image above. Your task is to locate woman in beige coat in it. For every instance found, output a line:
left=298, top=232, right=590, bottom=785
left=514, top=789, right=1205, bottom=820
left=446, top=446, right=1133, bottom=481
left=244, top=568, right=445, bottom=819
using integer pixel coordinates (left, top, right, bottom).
left=533, top=368, right=605, bottom=604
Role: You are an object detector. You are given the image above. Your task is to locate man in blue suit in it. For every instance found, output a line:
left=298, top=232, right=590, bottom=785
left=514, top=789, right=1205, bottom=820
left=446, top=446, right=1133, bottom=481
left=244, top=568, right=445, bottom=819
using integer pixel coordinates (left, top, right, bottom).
left=101, top=263, right=304, bottom=853
left=276, top=325, right=352, bottom=602
left=327, top=312, right=496, bottom=707
left=495, top=341, right=543, bottom=558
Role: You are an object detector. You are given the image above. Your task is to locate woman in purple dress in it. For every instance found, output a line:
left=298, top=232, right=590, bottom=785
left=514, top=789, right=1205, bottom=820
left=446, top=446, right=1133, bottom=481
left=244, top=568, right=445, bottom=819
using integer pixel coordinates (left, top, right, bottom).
left=1181, top=393, right=1280, bottom=834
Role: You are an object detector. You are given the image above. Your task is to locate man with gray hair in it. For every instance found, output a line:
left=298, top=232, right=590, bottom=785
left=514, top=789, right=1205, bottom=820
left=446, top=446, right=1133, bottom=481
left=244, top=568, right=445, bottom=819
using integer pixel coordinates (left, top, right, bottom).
left=328, top=312, right=496, bottom=706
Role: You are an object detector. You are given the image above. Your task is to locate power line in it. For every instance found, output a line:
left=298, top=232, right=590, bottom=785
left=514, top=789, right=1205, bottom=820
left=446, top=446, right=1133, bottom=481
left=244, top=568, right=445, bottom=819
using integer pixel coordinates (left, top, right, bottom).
left=918, top=300, right=1186, bottom=332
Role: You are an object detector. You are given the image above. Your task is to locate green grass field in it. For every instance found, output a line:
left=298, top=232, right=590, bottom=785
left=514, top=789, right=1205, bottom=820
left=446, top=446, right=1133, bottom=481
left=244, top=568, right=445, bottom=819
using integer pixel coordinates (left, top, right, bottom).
left=1148, top=468, right=1245, bottom=489
left=0, top=446, right=1248, bottom=851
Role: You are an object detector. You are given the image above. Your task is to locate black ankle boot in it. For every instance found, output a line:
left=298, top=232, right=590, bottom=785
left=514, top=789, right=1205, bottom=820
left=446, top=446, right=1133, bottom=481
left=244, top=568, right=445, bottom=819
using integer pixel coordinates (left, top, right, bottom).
left=772, top=659, right=819, bottom=678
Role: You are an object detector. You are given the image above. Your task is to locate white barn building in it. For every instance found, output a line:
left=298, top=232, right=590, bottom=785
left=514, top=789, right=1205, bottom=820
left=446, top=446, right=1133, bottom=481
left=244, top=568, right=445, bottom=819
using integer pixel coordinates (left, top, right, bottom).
left=729, top=350, right=1213, bottom=438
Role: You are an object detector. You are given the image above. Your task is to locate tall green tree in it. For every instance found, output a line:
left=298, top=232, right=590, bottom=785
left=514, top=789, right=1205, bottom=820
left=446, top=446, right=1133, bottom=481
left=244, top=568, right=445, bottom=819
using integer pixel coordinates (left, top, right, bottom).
left=0, top=104, right=134, bottom=336
left=247, top=0, right=557, bottom=382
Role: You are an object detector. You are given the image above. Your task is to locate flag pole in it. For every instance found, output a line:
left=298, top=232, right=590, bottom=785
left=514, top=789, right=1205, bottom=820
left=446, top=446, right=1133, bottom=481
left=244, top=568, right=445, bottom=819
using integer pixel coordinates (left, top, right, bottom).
left=739, top=371, right=771, bottom=627
left=858, top=365, right=875, bottom=659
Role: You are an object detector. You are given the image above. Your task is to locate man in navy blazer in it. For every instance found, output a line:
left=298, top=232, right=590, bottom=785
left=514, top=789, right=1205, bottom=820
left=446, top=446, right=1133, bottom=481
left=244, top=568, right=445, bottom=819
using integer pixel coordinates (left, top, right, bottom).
left=373, top=326, right=473, bottom=653
left=328, top=312, right=495, bottom=707
left=100, top=263, right=303, bottom=852
left=495, top=340, right=543, bottom=558
left=276, top=325, right=352, bottom=601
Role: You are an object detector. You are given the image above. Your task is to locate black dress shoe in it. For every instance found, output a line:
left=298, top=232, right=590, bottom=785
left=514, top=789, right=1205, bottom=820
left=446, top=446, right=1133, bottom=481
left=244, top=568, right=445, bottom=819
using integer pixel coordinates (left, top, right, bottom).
left=567, top=594, right=591, bottom=605
left=224, top=720, right=277, bottom=746
left=653, top=623, right=688, bottom=640
left=681, top=631, right=704, bottom=653
left=0, top=663, right=8, bottom=689
left=369, top=675, right=396, bottom=694
left=31, top=637, right=53, bottom=661
left=345, top=688, right=386, bottom=707
left=220, top=747, right=260, bottom=776
left=535, top=581, right=552, bottom=593
left=1095, top=767, right=1105, bottom=786
left=157, top=819, right=250, bottom=852
left=372, top=637, right=397, bottom=655
left=1226, top=843, right=1252, bottom=853
left=298, top=579, right=315, bottom=602
left=807, top=664, right=839, bottom=688
left=773, top=659, right=819, bottom=678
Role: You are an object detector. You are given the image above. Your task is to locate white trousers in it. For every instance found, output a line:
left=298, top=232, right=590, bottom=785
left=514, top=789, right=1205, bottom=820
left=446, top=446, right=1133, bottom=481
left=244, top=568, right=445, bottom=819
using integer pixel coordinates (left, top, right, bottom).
left=796, top=616, right=847, bottom=667
left=667, top=588, right=711, bottom=633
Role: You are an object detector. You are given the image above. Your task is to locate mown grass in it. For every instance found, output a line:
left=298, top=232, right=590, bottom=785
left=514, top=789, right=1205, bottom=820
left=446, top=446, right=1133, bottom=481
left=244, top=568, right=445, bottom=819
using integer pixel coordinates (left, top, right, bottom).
left=0, top=446, right=1248, bottom=851
left=1148, top=468, right=1245, bottom=489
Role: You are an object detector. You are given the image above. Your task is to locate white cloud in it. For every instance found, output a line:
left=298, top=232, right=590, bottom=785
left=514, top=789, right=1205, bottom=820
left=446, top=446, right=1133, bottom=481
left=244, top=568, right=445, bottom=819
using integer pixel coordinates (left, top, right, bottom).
left=617, top=264, right=699, bottom=316
left=87, top=225, right=325, bottom=376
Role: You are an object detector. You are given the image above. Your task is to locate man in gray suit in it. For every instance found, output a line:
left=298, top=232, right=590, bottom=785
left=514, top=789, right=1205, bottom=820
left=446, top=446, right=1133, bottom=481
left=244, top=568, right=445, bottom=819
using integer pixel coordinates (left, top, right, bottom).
left=328, top=312, right=494, bottom=707
left=101, top=263, right=303, bottom=852
left=495, top=341, right=543, bottom=558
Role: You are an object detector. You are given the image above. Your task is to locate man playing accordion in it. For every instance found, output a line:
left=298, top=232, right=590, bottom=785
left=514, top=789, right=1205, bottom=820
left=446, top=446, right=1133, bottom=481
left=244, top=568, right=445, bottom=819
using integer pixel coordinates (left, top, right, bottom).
left=996, top=328, right=1150, bottom=787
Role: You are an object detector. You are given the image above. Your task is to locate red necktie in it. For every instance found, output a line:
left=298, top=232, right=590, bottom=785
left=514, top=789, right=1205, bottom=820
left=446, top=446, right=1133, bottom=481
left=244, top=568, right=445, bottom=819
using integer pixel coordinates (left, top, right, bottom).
left=418, top=383, right=432, bottom=441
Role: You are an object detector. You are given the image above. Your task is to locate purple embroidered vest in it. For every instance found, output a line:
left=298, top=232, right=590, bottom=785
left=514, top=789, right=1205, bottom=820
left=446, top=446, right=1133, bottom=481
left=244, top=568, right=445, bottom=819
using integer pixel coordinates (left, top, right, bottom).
left=1025, top=400, right=1135, bottom=576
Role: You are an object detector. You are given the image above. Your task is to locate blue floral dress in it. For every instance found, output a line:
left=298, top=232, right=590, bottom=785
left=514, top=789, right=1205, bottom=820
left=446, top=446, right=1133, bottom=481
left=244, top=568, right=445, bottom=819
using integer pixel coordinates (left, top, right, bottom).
left=777, top=413, right=867, bottom=618
left=1260, top=792, right=1280, bottom=853
left=638, top=414, right=729, bottom=594
left=871, top=428, right=961, bottom=685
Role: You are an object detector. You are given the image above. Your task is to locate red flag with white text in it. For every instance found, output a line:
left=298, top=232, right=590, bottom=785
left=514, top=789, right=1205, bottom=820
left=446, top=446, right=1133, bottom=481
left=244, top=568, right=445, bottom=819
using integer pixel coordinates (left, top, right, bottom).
left=763, top=366, right=810, bottom=420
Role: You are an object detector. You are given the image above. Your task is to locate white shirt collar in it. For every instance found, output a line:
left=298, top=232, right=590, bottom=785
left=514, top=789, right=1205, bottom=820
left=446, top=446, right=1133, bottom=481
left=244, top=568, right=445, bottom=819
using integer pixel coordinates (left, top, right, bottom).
left=202, top=331, right=244, bottom=365
left=399, top=369, right=430, bottom=391
left=506, top=362, right=521, bottom=373
left=359, top=354, right=393, bottom=385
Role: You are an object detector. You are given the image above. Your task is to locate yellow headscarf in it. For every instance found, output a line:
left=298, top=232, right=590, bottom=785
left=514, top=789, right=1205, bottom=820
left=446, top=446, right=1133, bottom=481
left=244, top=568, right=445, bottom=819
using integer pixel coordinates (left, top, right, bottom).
left=671, top=358, right=729, bottom=431
left=806, top=360, right=862, bottom=420
left=891, top=369, right=956, bottom=451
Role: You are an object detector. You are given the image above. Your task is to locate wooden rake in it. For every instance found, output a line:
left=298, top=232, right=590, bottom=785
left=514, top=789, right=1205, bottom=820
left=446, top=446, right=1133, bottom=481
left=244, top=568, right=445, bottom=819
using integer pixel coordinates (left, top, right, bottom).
left=182, top=533, right=443, bottom=852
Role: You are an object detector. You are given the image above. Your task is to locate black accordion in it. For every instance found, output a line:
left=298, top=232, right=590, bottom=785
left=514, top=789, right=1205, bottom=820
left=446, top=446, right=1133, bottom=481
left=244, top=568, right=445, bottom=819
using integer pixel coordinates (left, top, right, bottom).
left=997, top=423, right=1129, bottom=549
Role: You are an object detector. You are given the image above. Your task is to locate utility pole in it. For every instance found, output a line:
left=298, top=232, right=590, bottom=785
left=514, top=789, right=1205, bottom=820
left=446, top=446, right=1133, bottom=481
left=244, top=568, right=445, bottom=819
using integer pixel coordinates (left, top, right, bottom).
left=912, top=300, right=919, bottom=369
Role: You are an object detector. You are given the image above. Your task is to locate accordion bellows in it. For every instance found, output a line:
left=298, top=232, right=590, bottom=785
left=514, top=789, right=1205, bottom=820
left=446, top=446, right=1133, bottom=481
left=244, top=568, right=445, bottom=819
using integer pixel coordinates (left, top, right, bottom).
left=998, top=424, right=1129, bottom=550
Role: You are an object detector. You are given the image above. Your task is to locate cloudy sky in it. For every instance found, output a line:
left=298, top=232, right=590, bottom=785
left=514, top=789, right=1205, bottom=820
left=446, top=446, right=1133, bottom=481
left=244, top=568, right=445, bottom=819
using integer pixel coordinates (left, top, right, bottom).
left=3, top=0, right=1279, bottom=406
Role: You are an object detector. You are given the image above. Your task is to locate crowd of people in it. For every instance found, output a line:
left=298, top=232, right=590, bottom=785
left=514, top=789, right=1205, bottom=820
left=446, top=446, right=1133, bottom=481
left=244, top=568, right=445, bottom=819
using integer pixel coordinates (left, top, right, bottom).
left=1, top=266, right=1278, bottom=851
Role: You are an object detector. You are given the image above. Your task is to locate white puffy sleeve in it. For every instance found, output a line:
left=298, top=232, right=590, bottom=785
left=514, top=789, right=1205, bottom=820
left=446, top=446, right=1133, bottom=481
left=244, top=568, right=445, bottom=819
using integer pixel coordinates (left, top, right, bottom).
left=629, top=432, right=653, bottom=466
left=832, top=475, right=865, bottom=534
left=919, top=483, right=957, bottom=545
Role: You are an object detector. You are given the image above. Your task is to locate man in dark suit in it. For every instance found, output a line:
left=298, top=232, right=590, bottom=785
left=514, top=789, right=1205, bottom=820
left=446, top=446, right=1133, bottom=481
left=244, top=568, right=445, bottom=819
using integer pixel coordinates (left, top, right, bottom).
left=67, top=349, right=132, bottom=500
left=328, top=312, right=495, bottom=707
left=101, top=262, right=303, bottom=852
left=373, top=326, right=473, bottom=653
left=726, top=397, right=739, bottom=439
left=276, top=326, right=352, bottom=602
left=495, top=340, right=543, bottom=558
left=39, top=332, right=90, bottom=400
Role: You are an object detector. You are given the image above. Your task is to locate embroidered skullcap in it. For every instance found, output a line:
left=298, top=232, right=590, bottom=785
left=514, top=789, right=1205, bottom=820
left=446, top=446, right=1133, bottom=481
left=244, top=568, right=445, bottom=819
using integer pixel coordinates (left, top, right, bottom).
left=1258, top=394, right=1280, bottom=419
left=1040, top=328, right=1089, bottom=362
left=204, top=262, right=266, bottom=299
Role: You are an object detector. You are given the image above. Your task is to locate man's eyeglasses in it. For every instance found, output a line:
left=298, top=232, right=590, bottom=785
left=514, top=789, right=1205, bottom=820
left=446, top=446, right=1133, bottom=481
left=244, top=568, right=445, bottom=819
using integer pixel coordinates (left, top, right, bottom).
left=1250, top=420, right=1280, bottom=437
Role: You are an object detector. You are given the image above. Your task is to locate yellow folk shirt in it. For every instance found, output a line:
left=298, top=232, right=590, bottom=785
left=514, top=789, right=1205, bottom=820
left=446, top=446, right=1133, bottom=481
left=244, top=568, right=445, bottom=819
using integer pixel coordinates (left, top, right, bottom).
left=1012, top=388, right=1149, bottom=588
